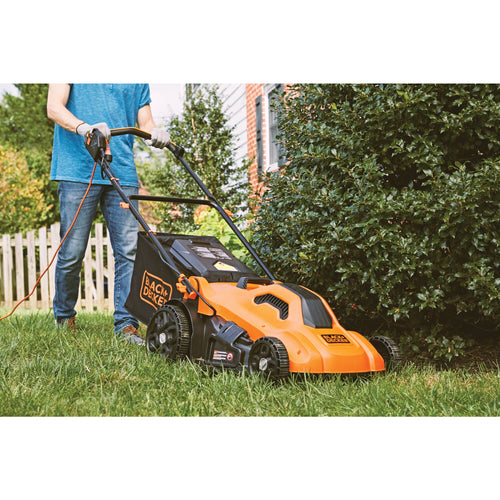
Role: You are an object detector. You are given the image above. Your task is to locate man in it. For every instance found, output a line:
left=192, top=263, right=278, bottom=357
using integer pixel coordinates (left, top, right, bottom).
left=47, top=83, right=170, bottom=344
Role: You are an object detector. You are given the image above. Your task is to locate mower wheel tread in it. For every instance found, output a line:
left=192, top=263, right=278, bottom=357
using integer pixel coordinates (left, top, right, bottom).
left=248, top=337, right=289, bottom=380
left=146, top=303, right=192, bottom=359
left=368, top=335, right=403, bottom=370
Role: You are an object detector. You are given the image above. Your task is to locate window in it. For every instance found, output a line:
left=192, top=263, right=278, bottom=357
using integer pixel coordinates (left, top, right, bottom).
left=254, top=84, right=285, bottom=178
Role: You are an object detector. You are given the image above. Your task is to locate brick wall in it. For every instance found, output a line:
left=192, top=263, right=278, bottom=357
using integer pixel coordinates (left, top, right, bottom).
left=246, top=83, right=290, bottom=200
left=246, top=83, right=265, bottom=196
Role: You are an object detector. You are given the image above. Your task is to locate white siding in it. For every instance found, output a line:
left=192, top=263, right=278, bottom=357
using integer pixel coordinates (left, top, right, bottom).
left=216, top=84, right=248, bottom=169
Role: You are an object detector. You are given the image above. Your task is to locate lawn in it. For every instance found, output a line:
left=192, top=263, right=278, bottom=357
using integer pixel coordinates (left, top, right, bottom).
left=1, top=309, right=498, bottom=500
left=0, top=310, right=498, bottom=417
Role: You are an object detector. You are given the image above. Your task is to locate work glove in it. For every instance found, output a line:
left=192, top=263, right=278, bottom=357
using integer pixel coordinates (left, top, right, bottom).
left=148, top=128, right=171, bottom=149
left=76, top=122, right=111, bottom=141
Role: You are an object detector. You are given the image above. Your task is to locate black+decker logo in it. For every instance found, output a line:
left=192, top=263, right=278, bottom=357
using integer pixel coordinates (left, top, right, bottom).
left=322, top=334, right=350, bottom=344
left=140, top=271, right=173, bottom=309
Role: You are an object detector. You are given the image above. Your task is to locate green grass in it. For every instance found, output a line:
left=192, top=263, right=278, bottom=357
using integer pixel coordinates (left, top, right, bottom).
left=0, top=310, right=498, bottom=417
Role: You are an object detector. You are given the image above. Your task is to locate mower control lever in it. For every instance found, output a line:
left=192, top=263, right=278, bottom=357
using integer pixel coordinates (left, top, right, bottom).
left=110, top=127, right=185, bottom=158
left=236, top=277, right=274, bottom=290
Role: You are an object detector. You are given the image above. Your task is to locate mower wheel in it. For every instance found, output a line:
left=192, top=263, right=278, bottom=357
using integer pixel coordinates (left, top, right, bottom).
left=146, top=303, right=191, bottom=359
left=248, top=337, right=289, bottom=380
left=368, top=335, right=403, bottom=370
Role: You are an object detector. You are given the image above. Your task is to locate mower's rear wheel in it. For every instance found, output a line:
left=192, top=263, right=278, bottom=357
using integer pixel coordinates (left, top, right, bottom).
left=146, top=303, right=191, bottom=360
left=248, top=337, right=289, bottom=380
left=369, top=335, right=403, bottom=370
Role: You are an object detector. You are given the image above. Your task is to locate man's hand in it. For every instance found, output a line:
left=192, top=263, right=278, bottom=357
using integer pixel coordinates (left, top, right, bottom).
left=84, top=128, right=108, bottom=163
left=149, top=128, right=171, bottom=148
left=137, top=104, right=169, bottom=148
left=77, top=122, right=111, bottom=141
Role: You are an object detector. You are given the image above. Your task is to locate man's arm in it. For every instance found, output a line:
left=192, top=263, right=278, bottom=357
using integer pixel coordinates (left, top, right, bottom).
left=47, top=84, right=110, bottom=139
left=47, top=84, right=83, bottom=133
left=136, top=103, right=156, bottom=132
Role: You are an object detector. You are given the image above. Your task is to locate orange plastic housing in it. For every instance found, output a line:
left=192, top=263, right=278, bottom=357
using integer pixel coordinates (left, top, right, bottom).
left=189, top=277, right=385, bottom=374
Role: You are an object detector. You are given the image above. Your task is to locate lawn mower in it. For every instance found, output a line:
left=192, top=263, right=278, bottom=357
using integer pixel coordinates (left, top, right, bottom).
left=85, top=127, right=402, bottom=380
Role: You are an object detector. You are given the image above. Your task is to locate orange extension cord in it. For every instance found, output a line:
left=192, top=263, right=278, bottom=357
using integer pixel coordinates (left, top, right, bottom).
left=0, top=161, right=98, bottom=322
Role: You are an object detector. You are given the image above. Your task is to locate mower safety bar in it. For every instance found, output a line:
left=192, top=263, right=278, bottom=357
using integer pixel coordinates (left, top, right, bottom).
left=129, top=194, right=276, bottom=281
left=128, top=195, right=218, bottom=208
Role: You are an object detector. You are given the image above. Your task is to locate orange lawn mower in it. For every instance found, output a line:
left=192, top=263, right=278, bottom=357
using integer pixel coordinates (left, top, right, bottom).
left=87, top=127, right=402, bottom=380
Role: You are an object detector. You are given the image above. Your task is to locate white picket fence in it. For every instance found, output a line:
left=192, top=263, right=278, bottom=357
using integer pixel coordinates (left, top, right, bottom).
left=0, top=222, right=114, bottom=312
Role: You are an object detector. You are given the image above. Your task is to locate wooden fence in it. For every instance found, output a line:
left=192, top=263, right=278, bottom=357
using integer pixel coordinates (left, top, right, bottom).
left=0, top=222, right=114, bottom=312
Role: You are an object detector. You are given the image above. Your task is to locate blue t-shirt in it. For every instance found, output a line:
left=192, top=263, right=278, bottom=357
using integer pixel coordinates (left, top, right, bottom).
left=50, top=84, right=151, bottom=187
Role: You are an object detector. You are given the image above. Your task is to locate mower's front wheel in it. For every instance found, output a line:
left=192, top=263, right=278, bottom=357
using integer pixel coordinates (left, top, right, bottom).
left=369, top=335, right=403, bottom=370
left=248, top=337, right=289, bottom=380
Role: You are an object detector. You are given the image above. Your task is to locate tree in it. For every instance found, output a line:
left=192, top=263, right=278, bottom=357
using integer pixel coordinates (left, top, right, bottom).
left=0, top=146, right=52, bottom=233
left=0, top=84, right=54, bottom=152
left=137, top=84, right=251, bottom=232
left=0, top=84, right=57, bottom=228
left=252, top=84, right=500, bottom=359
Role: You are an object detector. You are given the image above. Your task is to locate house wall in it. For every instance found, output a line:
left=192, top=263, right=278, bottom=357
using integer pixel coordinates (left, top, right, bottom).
left=185, top=83, right=283, bottom=198
left=246, top=83, right=286, bottom=196
left=217, top=84, right=248, bottom=169
left=245, top=83, right=265, bottom=194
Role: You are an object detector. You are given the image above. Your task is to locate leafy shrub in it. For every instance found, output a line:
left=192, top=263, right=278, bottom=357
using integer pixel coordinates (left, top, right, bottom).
left=0, top=84, right=58, bottom=227
left=193, top=206, right=251, bottom=262
left=252, top=84, right=500, bottom=359
left=0, top=146, right=53, bottom=234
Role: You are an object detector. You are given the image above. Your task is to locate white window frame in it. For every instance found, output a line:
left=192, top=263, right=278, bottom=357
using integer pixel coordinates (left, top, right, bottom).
left=263, top=83, right=282, bottom=173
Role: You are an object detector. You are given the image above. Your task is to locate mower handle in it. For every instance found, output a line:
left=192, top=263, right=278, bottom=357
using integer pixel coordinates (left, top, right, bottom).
left=111, top=127, right=151, bottom=140
left=109, top=127, right=276, bottom=282
left=110, top=127, right=185, bottom=159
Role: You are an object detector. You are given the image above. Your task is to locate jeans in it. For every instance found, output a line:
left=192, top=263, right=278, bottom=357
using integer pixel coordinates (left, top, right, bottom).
left=53, top=181, right=139, bottom=332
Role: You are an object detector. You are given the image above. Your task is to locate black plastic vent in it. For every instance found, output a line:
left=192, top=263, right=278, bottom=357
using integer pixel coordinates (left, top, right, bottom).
left=280, top=284, right=333, bottom=329
left=254, top=294, right=289, bottom=320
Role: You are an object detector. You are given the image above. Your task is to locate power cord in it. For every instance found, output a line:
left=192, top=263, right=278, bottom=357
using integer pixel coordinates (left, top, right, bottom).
left=0, top=161, right=99, bottom=322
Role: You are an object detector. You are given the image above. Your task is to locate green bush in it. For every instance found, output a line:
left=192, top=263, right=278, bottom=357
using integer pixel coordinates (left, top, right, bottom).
left=0, top=146, right=53, bottom=234
left=252, top=84, right=500, bottom=358
left=0, top=84, right=58, bottom=226
left=193, top=207, right=250, bottom=261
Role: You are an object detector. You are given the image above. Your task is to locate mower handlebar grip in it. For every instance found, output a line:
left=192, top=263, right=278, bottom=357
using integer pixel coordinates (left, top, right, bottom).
left=110, top=127, right=151, bottom=140
left=110, top=127, right=185, bottom=158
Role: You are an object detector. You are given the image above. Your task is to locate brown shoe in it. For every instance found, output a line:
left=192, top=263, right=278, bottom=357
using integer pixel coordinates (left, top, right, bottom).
left=117, top=325, right=145, bottom=345
left=57, top=316, right=77, bottom=332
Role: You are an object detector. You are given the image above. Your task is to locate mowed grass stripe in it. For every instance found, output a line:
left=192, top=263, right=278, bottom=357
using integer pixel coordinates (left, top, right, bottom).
left=0, top=311, right=498, bottom=416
